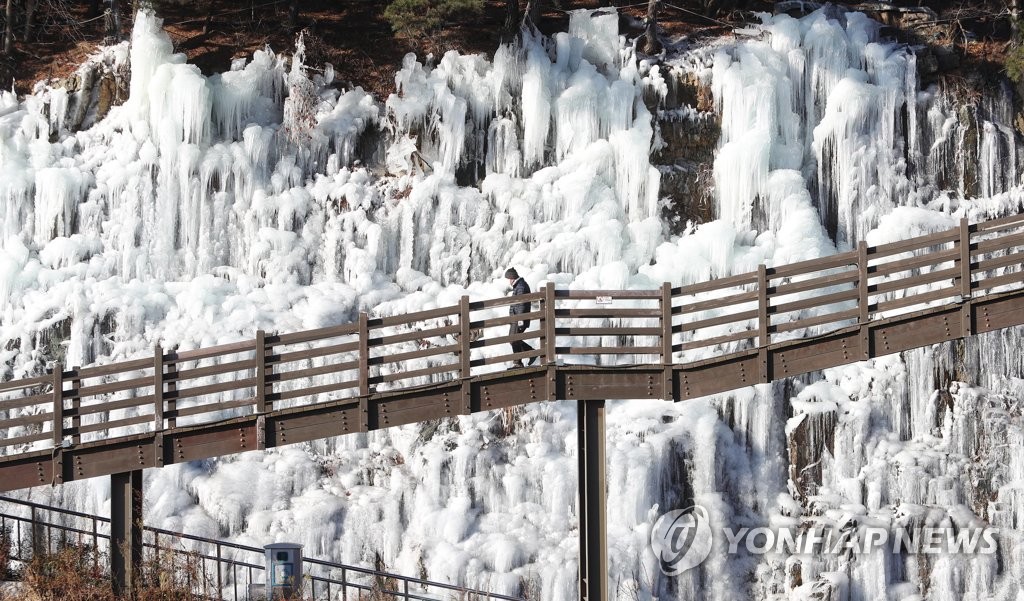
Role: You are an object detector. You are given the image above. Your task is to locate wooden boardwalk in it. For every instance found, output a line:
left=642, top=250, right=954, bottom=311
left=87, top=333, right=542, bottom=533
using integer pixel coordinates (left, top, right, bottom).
left=2, top=214, right=1024, bottom=492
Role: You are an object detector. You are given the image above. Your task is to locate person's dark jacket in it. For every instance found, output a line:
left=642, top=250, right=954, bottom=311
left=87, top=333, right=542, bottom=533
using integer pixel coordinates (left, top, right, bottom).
left=509, top=277, right=531, bottom=322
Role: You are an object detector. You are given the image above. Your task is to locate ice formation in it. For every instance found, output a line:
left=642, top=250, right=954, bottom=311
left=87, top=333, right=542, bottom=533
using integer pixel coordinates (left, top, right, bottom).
left=0, top=6, right=1022, bottom=600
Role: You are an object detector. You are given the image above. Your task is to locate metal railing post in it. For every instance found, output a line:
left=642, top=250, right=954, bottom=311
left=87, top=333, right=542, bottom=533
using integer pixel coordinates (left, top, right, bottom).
left=51, top=363, right=64, bottom=448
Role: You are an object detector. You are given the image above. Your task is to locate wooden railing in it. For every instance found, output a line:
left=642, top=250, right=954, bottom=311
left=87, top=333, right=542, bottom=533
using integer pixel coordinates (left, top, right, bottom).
left=2, top=213, right=1024, bottom=456
left=0, top=495, right=522, bottom=600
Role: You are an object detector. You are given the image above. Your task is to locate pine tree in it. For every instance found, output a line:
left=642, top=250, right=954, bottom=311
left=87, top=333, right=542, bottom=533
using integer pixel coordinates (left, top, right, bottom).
left=383, top=0, right=483, bottom=39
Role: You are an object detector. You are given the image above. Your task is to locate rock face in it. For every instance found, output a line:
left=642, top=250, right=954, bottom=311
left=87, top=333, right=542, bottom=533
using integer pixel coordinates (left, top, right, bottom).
left=55, top=44, right=129, bottom=133
left=655, top=69, right=719, bottom=234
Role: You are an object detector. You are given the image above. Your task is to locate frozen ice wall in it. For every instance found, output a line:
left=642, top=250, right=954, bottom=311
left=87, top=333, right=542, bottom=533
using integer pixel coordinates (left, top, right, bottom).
left=2, top=6, right=1024, bottom=601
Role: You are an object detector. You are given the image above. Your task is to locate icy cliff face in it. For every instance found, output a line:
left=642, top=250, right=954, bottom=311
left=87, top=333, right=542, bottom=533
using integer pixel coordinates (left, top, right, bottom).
left=0, top=6, right=1022, bottom=601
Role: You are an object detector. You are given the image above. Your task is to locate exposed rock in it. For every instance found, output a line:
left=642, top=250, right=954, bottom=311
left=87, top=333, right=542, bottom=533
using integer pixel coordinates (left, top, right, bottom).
left=787, top=407, right=837, bottom=502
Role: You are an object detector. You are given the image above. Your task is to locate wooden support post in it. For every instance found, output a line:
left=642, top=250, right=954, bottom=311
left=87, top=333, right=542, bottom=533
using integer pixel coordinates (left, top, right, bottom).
left=545, top=282, right=557, bottom=365
left=578, top=399, right=607, bottom=601
left=70, top=365, right=81, bottom=445
left=153, top=346, right=164, bottom=431
left=858, top=240, right=870, bottom=359
left=51, top=363, right=63, bottom=448
left=111, top=469, right=142, bottom=597
left=959, top=218, right=973, bottom=337
left=255, top=331, right=268, bottom=414
left=459, top=296, right=472, bottom=415
left=660, top=283, right=673, bottom=400
left=153, top=346, right=164, bottom=466
left=757, top=265, right=769, bottom=382
left=358, top=313, right=369, bottom=397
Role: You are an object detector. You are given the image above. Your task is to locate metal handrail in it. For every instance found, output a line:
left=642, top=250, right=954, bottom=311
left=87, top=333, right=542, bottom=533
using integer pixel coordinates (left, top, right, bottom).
left=0, top=495, right=523, bottom=600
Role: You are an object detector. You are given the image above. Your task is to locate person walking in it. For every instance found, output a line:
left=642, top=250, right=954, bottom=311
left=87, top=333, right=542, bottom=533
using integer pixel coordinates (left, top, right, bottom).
left=505, top=268, right=536, bottom=367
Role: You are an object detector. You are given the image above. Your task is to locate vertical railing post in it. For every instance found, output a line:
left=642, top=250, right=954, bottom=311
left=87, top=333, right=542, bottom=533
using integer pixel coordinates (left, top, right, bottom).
left=51, top=363, right=64, bottom=448
left=69, top=365, right=81, bottom=445
left=858, top=241, right=870, bottom=324
left=165, top=352, right=177, bottom=430
left=459, top=297, right=471, bottom=379
left=216, top=543, right=223, bottom=597
left=358, top=312, right=370, bottom=432
left=51, top=363, right=65, bottom=485
left=959, top=217, right=973, bottom=338
left=757, top=265, right=769, bottom=347
left=660, top=283, right=673, bottom=401
left=255, top=331, right=268, bottom=414
left=959, top=217, right=972, bottom=299
left=459, top=296, right=472, bottom=415
left=858, top=240, right=870, bottom=359
left=153, top=346, right=164, bottom=431
left=358, top=313, right=369, bottom=397
left=757, top=265, right=769, bottom=382
left=544, top=282, right=556, bottom=365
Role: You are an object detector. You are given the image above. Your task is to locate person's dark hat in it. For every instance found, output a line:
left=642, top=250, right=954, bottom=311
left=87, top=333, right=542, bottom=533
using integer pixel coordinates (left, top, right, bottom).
left=504, top=268, right=519, bottom=279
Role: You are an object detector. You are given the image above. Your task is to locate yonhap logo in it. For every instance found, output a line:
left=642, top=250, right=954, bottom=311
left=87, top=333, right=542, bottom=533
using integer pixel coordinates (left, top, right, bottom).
left=650, top=505, right=714, bottom=575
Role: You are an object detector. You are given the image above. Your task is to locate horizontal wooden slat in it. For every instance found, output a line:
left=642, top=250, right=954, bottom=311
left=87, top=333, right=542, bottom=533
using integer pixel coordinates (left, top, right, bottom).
left=0, top=430, right=52, bottom=447
left=678, top=290, right=758, bottom=314
left=974, top=250, right=1024, bottom=273
left=769, top=250, right=859, bottom=279
left=165, top=378, right=255, bottom=401
left=74, top=395, right=154, bottom=417
left=369, top=344, right=460, bottom=366
left=975, top=213, right=1024, bottom=232
left=680, top=309, right=758, bottom=332
left=558, top=346, right=662, bottom=355
left=675, top=272, right=756, bottom=296
left=470, top=349, right=543, bottom=367
left=269, top=323, right=358, bottom=346
left=972, top=269, right=1024, bottom=292
left=76, top=413, right=153, bottom=435
left=770, top=288, right=859, bottom=315
left=770, top=308, right=860, bottom=334
left=75, top=375, right=153, bottom=399
left=870, top=228, right=957, bottom=259
left=558, top=308, right=662, bottom=319
left=169, top=340, right=255, bottom=363
left=972, top=231, right=1024, bottom=255
left=369, top=304, right=460, bottom=328
left=555, top=326, right=661, bottom=336
left=472, top=291, right=546, bottom=310
left=0, top=375, right=49, bottom=392
left=870, top=247, right=958, bottom=278
left=469, top=330, right=543, bottom=348
left=874, top=286, right=958, bottom=313
left=269, top=379, right=358, bottom=402
left=0, top=392, right=52, bottom=412
left=871, top=266, right=959, bottom=295
left=169, top=358, right=256, bottom=384
left=371, top=363, right=459, bottom=384
left=470, top=309, right=546, bottom=329
left=1, top=411, right=53, bottom=429
left=557, top=289, right=661, bottom=299
left=268, top=360, right=359, bottom=384
left=76, top=358, right=151, bottom=379
left=370, top=324, right=460, bottom=346
left=267, top=340, right=359, bottom=365
left=676, top=329, right=755, bottom=351
left=166, top=398, right=253, bottom=420
left=770, top=269, right=858, bottom=297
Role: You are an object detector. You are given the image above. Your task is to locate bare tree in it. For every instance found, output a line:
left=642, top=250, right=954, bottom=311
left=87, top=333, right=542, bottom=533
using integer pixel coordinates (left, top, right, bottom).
left=23, top=0, right=37, bottom=42
left=641, top=0, right=661, bottom=54
left=3, top=0, right=13, bottom=55
left=504, top=0, right=520, bottom=32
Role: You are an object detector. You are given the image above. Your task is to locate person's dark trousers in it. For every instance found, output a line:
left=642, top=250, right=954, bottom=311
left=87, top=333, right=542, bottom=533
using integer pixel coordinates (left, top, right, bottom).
left=509, top=321, right=533, bottom=357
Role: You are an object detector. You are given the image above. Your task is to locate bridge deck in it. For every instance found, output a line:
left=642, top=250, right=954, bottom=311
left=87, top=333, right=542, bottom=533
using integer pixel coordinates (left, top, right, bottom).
left=2, top=214, right=1024, bottom=491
